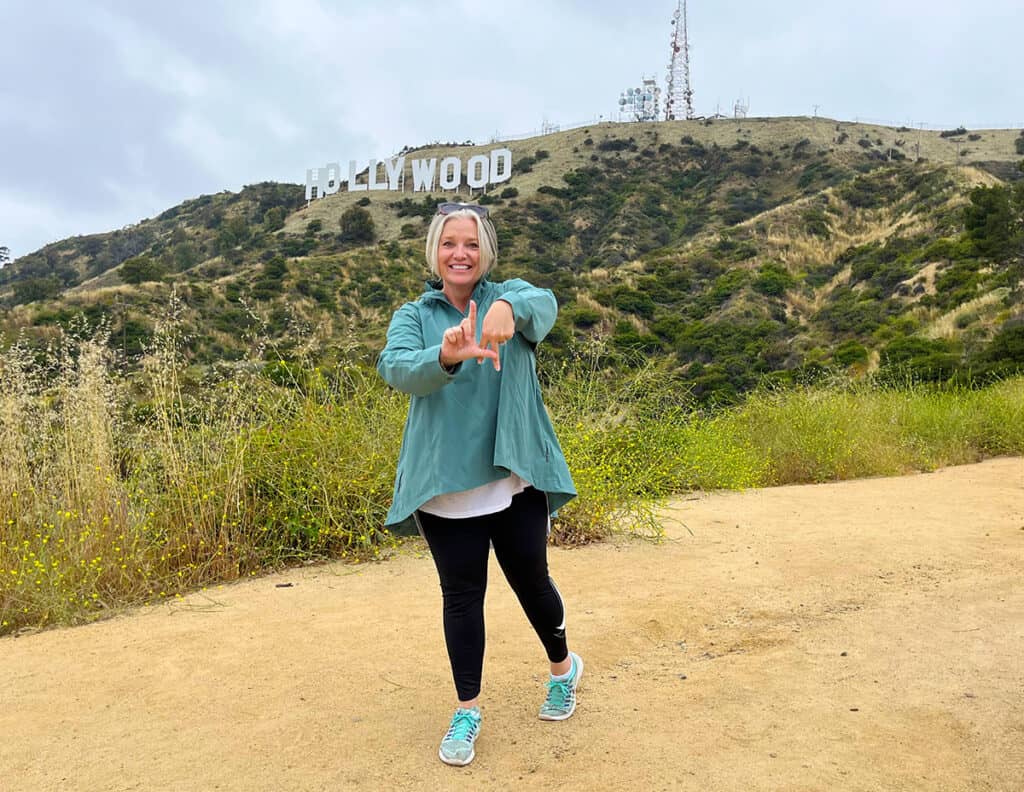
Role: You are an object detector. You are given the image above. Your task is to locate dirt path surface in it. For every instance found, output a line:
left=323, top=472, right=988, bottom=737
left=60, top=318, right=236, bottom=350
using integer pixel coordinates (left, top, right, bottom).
left=3, top=458, right=1023, bottom=791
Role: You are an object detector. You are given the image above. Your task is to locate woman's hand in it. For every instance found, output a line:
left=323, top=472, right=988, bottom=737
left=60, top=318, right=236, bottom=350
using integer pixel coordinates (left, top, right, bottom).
left=439, top=300, right=499, bottom=370
left=479, top=300, right=515, bottom=370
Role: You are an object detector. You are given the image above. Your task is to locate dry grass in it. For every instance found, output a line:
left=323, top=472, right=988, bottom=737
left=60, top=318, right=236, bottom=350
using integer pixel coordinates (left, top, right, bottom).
left=922, top=288, right=1012, bottom=339
left=3, top=313, right=1022, bottom=636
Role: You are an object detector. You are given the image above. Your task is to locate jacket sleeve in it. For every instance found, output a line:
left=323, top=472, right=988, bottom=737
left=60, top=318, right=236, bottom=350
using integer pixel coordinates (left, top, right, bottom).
left=377, top=302, right=460, bottom=396
left=495, top=279, right=558, bottom=345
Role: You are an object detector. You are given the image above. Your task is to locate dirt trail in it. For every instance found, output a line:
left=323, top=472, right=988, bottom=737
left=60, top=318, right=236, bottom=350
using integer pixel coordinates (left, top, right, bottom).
left=2, top=458, right=1023, bottom=791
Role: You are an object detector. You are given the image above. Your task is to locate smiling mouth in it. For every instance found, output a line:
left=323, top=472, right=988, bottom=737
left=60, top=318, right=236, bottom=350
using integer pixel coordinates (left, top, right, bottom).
left=449, top=264, right=472, bottom=270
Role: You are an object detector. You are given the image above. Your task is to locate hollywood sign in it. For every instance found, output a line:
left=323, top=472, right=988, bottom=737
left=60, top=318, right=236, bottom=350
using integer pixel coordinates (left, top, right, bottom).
left=305, top=147, right=513, bottom=200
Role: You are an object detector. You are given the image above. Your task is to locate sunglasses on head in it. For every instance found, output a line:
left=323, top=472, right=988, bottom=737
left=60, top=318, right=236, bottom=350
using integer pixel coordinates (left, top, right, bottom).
left=436, top=202, right=489, bottom=218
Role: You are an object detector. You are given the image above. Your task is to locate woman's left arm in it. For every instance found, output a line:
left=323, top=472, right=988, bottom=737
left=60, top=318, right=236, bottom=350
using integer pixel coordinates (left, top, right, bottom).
left=492, top=279, right=558, bottom=345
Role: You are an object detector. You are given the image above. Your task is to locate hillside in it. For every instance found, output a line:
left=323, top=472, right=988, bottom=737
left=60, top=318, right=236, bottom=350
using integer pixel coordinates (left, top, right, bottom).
left=1, top=117, right=1022, bottom=401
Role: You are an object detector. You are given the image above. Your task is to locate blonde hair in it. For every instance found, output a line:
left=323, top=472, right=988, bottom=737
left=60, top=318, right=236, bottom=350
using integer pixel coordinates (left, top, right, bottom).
left=424, top=209, right=499, bottom=278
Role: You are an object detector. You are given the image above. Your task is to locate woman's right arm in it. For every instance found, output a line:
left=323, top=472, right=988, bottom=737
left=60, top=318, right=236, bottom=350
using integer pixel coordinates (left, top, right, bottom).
left=376, top=303, right=458, bottom=397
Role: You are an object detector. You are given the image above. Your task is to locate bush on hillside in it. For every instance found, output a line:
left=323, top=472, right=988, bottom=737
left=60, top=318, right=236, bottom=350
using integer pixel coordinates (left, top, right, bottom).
left=834, top=339, right=869, bottom=366
left=11, top=276, right=62, bottom=305
left=597, top=138, right=634, bottom=152
left=878, top=336, right=960, bottom=383
left=753, top=262, right=795, bottom=297
left=262, top=207, right=286, bottom=233
left=120, top=256, right=167, bottom=284
left=339, top=207, right=375, bottom=245
left=964, top=184, right=1023, bottom=260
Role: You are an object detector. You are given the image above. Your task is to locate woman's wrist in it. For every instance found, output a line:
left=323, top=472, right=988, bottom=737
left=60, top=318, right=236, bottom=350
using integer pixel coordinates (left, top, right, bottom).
left=439, top=351, right=459, bottom=372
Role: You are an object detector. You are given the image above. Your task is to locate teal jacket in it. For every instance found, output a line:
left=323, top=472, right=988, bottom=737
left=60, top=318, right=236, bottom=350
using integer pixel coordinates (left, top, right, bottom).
left=377, top=277, right=576, bottom=527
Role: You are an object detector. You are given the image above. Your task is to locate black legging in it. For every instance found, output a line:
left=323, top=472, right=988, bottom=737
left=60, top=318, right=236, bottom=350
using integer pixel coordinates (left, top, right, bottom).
left=417, top=486, right=569, bottom=702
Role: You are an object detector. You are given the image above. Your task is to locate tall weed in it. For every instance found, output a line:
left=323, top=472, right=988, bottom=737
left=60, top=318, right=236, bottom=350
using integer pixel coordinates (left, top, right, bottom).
left=2, top=319, right=1022, bottom=635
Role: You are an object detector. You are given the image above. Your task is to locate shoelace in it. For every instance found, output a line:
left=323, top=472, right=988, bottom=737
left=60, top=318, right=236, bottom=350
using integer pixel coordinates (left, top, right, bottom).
left=544, top=678, right=572, bottom=708
left=445, top=710, right=479, bottom=742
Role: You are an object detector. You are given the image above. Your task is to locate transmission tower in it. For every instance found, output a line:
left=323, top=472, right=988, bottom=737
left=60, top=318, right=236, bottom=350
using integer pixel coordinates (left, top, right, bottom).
left=665, top=0, right=694, bottom=120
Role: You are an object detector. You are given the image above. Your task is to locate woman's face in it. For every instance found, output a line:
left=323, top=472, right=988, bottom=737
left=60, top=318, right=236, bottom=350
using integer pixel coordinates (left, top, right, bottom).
left=437, top=216, right=482, bottom=292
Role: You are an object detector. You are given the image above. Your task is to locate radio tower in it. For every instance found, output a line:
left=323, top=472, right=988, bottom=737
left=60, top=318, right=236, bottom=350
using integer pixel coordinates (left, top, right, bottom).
left=665, top=0, right=694, bottom=120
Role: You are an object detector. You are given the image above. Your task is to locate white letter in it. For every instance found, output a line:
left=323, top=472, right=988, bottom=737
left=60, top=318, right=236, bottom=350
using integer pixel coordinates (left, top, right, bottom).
left=490, top=148, right=512, bottom=184
left=412, top=158, right=436, bottom=191
left=384, top=156, right=406, bottom=190
left=439, top=156, right=461, bottom=190
left=348, top=160, right=368, bottom=192
left=466, top=155, right=489, bottom=189
left=305, top=167, right=318, bottom=200
left=321, top=162, right=341, bottom=196
left=368, top=159, right=388, bottom=191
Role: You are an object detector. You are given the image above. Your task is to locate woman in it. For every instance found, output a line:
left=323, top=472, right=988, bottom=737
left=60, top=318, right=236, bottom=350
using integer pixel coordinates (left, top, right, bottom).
left=377, top=202, right=582, bottom=767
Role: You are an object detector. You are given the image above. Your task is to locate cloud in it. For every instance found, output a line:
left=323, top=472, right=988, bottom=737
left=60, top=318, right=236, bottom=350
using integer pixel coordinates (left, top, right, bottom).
left=2, top=0, right=1022, bottom=258
left=0, top=188, right=142, bottom=261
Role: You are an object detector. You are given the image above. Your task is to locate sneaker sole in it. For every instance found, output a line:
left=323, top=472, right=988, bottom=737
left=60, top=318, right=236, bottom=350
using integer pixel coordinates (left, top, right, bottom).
left=438, top=747, right=475, bottom=767
left=539, top=653, right=584, bottom=721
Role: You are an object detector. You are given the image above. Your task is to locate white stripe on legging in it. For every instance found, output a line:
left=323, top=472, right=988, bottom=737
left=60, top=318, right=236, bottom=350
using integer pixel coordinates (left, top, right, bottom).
left=550, top=576, right=566, bottom=631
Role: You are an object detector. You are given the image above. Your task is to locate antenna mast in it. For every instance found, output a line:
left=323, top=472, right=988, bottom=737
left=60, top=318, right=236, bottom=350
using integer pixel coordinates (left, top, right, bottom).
left=665, top=0, right=694, bottom=120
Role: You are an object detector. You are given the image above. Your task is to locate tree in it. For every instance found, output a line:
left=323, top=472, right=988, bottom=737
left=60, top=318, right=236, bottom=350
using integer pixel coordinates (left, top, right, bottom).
left=120, top=255, right=167, bottom=284
left=964, top=179, right=1024, bottom=261
left=338, top=206, right=375, bottom=244
left=0, top=246, right=10, bottom=267
left=262, top=206, right=286, bottom=233
left=12, top=276, right=61, bottom=304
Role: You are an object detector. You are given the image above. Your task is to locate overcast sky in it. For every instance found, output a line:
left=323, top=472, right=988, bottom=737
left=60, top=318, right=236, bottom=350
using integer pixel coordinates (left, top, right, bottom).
left=2, top=0, right=1022, bottom=260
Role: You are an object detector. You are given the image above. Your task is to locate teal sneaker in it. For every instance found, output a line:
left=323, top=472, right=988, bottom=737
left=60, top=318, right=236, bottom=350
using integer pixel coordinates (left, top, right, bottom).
left=439, top=706, right=481, bottom=766
left=539, top=652, right=583, bottom=721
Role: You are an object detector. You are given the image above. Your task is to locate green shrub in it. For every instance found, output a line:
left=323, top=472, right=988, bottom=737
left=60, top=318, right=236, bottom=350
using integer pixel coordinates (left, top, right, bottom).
left=597, top=138, right=632, bottom=152
left=280, top=237, right=317, bottom=257
left=878, top=336, right=960, bottom=383
left=568, top=306, right=602, bottom=327
left=120, top=256, right=167, bottom=284
left=753, top=262, right=795, bottom=297
left=339, top=207, right=375, bottom=244
left=262, top=207, right=286, bottom=232
left=834, top=340, right=868, bottom=366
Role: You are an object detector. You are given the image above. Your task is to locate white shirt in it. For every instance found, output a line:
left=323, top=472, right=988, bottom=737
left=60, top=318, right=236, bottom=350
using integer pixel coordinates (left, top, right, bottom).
left=419, top=473, right=529, bottom=519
